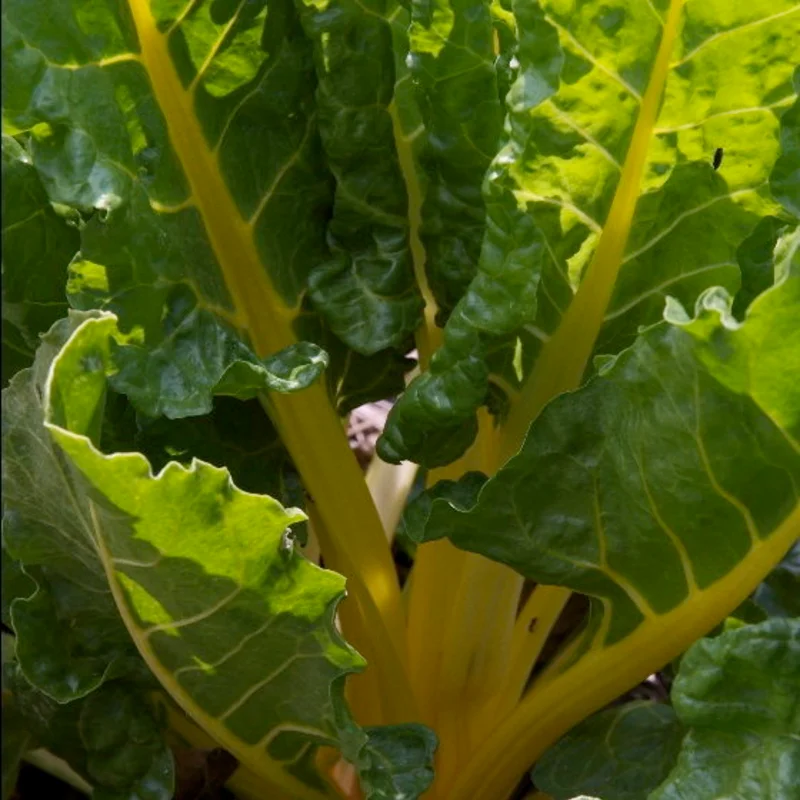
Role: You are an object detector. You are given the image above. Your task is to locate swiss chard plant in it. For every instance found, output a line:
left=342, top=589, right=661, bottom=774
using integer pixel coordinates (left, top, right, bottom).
left=2, top=0, right=799, bottom=799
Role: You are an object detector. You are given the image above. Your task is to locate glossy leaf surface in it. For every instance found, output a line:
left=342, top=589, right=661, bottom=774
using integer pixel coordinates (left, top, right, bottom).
left=1, top=135, right=78, bottom=386
left=652, top=618, right=800, bottom=800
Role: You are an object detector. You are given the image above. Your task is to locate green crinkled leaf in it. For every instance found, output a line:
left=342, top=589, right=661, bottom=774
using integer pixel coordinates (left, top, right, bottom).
left=294, top=0, right=424, bottom=354
left=533, top=702, right=684, bottom=800
left=358, top=724, right=437, bottom=800
left=6, top=667, right=174, bottom=800
left=109, top=305, right=328, bottom=419
left=1, top=134, right=78, bottom=387
left=398, top=471, right=486, bottom=544
left=651, top=618, right=800, bottom=800
left=381, top=0, right=800, bottom=467
left=412, top=271, right=799, bottom=646
left=409, top=0, right=505, bottom=321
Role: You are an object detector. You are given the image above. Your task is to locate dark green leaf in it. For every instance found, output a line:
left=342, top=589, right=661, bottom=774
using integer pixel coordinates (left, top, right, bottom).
left=295, top=0, right=425, bottom=354
left=398, top=471, right=487, bottom=544
left=1, top=135, right=77, bottom=386
left=7, top=668, right=174, bottom=800
left=358, top=724, right=437, bottom=800
left=651, top=618, right=800, bottom=800
left=409, top=0, right=505, bottom=320
left=533, top=702, right=684, bottom=800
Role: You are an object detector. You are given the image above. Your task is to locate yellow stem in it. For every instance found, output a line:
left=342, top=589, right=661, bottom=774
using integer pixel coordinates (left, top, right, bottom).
left=366, top=455, right=419, bottom=542
left=435, top=557, right=522, bottom=785
left=406, top=538, right=468, bottom=726
left=405, top=409, right=500, bottom=718
left=472, top=585, right=571, bottom=737
left=127, top=0, right=409, bottom=723
left=389, top=99, right=443, bottom=370
left=305, top=501, right=417, bottom=726
left=446, top=15, right=688, bottom=788
left=448, top=503, right=800, bottom=800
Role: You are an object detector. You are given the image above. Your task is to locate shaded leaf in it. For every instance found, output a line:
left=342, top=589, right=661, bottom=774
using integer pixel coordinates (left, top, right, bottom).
left=1, top=135, right=77, bottom=386
left=7, top=667, right=174, bottom=800
left=295, top=0, right=424, bottom=354
left=2, top=696, right=33, bottom=800
left=533, top=702, right=684, bottom=800
left=651, top=618, right=800, bottom=800
left=753, top=540, right=800, bottom=619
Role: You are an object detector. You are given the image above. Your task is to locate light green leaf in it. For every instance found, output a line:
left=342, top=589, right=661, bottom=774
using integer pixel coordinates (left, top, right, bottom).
left=651, top=618, right=800, bottom=800
left=381, top=0, right=799, bottom=466
left=10, top=311, right=351, bottom=797
left=1, top=134, right=78, bottom=386
left=3, top=316, right=145, bottom=705
left=533, top=702, right=684, bottom=800
left=774, top=224, right=800, bottom=283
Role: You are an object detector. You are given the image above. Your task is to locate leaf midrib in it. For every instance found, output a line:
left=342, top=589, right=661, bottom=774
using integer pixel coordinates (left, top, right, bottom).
left=499, top=0, right=686, bottom=461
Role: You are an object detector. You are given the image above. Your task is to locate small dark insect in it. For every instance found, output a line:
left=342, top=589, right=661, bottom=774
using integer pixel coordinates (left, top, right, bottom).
left=528, top=617, right=538, bottom=633
left=713, top=147, right=724, bottom=170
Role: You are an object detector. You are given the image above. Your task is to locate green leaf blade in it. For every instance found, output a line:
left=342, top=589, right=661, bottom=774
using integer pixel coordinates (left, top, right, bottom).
left=1, top=135, right=78, bottom=386
left=533, top=702, right=684, bottom=800
left=651, top=618, right=800, bottom=800
left=294, top=0, right=425, bottom=355
left=414, top=271, right=800, bottom=648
